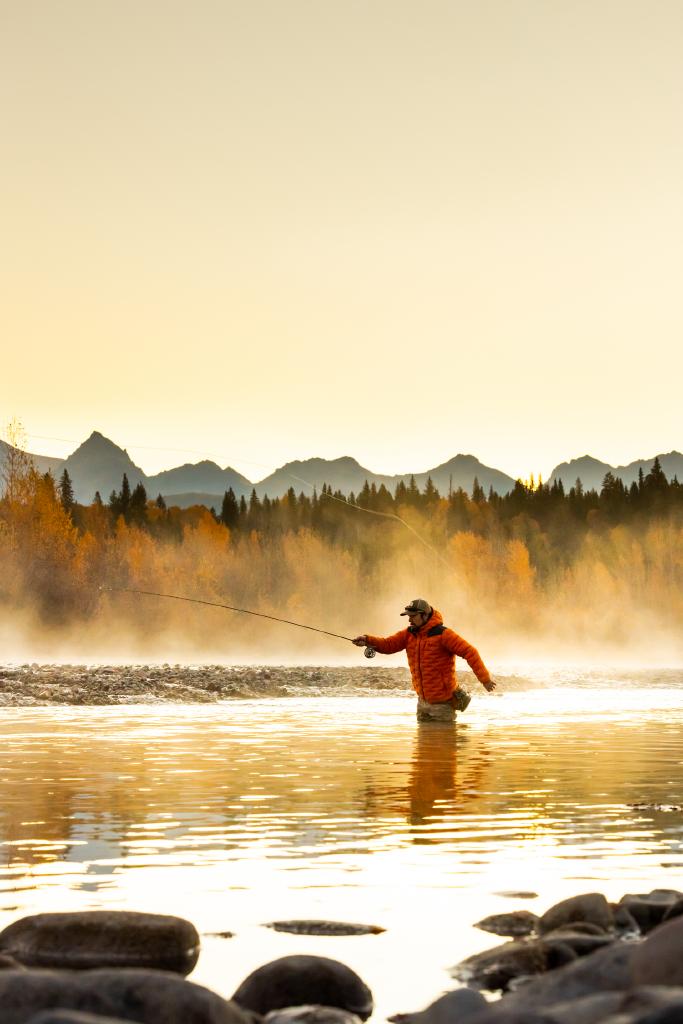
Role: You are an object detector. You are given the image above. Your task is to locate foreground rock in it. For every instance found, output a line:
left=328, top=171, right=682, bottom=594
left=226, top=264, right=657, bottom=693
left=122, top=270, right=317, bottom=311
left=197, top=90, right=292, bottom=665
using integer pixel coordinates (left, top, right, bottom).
left=473, top=912, right=539, bottom=937
left=632, top=915, right=683, bottom=987
left=0, top=912, right=200, bottom=974
left=264, top=1006, right=362, bottom=1024
left=463, top=939, right=637, bottom=1012
left=619, top=890, right=683, bottom=934
left=538, top=893, right=614, bottom=935
left=233, top=956, right=373, bottom=1020
left=27, top=1013, right=134, bottom=1024
left=0, top=968, right=247, bottom=1024
left=265, top=921, right=384, bottom=936
left=388, top=989, right=488, bottom=1024
left=451, top=938, right=578, bottom=991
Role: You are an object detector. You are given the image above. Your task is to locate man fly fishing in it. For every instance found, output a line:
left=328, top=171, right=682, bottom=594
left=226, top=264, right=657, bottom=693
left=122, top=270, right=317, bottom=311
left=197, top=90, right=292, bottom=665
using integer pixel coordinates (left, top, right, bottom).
left=353, top=598, right=496, bottom=722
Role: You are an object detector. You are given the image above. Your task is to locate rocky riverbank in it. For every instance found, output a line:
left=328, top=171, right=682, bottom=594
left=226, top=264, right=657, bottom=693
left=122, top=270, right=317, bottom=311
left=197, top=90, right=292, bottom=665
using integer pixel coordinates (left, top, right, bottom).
left=1, top=888, right=683, bottom=1023
left=0, top=664, right=411, bottom=705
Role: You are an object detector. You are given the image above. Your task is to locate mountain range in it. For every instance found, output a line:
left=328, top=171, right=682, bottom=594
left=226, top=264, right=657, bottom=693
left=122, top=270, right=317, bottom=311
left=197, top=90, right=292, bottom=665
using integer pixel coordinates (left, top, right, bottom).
left=1, top=431, right=681, bottom=508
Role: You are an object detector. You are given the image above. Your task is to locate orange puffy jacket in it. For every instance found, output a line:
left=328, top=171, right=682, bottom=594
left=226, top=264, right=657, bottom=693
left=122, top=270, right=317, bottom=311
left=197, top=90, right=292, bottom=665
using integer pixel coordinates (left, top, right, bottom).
left=366, top=608, right=491, bottom=704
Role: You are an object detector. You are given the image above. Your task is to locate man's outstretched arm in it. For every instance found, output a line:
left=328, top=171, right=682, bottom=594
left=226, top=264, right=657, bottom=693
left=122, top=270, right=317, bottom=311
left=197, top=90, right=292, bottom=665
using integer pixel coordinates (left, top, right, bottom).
left=352, top=629, right=409, bottom=655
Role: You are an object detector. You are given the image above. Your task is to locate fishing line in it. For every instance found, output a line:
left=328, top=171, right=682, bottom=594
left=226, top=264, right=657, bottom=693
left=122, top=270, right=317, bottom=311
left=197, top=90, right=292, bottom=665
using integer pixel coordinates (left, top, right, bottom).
left=100, top=586, right=378, bottom=657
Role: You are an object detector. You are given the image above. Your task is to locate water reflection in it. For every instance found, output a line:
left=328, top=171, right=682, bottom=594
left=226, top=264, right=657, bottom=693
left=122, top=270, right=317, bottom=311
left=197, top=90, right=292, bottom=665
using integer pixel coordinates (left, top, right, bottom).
left=1, top=694, right=683, bottom=1019
left=2, top=696, right=682, bottom=881
left=404, top=724, right=492, bottom=830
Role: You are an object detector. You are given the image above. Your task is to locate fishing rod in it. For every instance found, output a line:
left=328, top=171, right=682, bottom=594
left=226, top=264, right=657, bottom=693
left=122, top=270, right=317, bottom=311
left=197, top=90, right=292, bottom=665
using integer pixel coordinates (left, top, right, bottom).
left=100, top=586, right=378, bottom=658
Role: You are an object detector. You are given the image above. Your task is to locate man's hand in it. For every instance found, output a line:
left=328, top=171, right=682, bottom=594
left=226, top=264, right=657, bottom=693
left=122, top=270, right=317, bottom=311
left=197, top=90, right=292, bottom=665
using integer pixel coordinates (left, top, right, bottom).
left=352, top=635, right=369, bottom=647
left=483, top=679, right=497, bottom=692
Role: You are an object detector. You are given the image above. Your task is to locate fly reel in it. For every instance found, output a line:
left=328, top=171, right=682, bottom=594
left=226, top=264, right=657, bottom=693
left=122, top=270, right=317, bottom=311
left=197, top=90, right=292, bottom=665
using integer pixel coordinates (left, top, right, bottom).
left=364, top=646, right=376, bottom=659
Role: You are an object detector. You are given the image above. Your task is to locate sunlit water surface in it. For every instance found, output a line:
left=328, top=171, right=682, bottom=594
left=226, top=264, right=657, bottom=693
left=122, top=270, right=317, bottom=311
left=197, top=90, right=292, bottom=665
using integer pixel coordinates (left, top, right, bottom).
left=2, top=670, right=683, bottom=1019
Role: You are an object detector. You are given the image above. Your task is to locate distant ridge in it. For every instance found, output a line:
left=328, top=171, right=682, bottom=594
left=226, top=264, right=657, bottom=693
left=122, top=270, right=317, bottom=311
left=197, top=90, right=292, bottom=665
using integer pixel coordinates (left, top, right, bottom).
left=2, top=431, right=681, bottom=507
left=147, top=461, right=251, bottom=499
left=63, top=432, right=147, bottom=504
left=549, top=451, right=683, bottom=491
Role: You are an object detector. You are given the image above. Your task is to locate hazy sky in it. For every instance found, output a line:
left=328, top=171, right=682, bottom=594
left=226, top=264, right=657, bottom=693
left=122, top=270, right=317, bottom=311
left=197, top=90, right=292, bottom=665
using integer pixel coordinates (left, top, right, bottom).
left=2, top=0, right=682, bottom=480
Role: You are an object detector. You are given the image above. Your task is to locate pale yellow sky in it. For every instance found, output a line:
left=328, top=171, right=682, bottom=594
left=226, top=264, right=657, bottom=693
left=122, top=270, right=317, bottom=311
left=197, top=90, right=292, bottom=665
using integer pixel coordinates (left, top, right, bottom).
left=2, top=0, right=682, bottom=480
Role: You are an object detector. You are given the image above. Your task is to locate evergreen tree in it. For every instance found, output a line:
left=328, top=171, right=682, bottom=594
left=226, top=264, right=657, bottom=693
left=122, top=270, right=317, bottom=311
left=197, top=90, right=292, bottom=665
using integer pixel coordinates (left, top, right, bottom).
left=93, top=491, right=103, bottom=507
left=129, top=482, right=148, bottom=523
left=472, top=476, right=485, bottom=503
left=248, top=488, right=261, bottom=530
left=423, top=476, right=439, bottom=505
left=407, top=475, right=420, bottom=505
left=156, top=493, right=167, bottom=510
left=120, top=473, right=131, bottom=517
left=645, top=456, right=668, bottom=492
left=58, top=468, right=75, bottom=515
left=108, top=489, right=120, bottom=518
left=220, top=488, right=239, bottom=529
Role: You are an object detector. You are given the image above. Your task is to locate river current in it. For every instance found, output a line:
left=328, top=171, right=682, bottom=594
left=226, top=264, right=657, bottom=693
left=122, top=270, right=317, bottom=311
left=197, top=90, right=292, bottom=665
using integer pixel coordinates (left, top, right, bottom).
left=1, top=664, right=682, bottom=1019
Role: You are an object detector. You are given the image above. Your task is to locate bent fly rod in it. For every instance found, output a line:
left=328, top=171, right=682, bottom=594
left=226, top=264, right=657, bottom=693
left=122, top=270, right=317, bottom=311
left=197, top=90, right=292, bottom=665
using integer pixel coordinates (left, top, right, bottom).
left=100, top=586, right=377, bottom=658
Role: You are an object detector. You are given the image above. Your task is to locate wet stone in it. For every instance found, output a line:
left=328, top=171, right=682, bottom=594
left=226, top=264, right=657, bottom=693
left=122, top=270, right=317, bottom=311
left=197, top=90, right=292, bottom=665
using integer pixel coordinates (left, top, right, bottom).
left=0, top=953, right=26, bottom=970
left=662, top=898, right=683, bottom=923
left=619, top=891, right=683, bottom=934
left=233, top=956, right=373, bottom=1020
left=527, top=991, right=624, bottom=1024
left=388, top=988, right=489, bottom=1024
left=632, top=915, right=683, bottom=988
left=263, top=1006, right=362, bottom=1024
left=540, top=929, right=615, bottom=957
left=265, top=921, right=385, bottom=937
left=612, top=905, right=640, bottom=934
left=494, top=892, right=539, bottom=900
left=450, top=938, right=578, bottom=992
left=485, top=942, right=638, bottom=1013
left=538, top=893, right=614, bottom=935
left=474, top=911, right=540, bottom=937
left=27, top=1013, right=134, bottom=1024
left=0, top=968, right=249, bottom=1024
left=0, top=911, right=200, bottom=974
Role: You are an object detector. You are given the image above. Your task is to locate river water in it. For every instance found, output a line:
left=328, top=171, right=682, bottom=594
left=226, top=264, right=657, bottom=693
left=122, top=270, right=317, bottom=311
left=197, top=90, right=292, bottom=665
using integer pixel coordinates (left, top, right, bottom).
left=1, top=665, right=683, bottom=1019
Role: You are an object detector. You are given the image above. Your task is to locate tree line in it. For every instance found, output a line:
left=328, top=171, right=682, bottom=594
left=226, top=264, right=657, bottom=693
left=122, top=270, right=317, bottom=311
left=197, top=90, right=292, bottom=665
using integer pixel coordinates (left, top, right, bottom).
left=55, top=456, right=682, bottom=550
left=2, top=434, right=682, bottom=649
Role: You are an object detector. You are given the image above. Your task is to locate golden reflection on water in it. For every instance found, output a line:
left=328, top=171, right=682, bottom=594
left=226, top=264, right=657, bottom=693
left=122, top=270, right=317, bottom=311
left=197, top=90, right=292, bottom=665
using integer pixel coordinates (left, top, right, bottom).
left=1, top=691, right=683, bottom=1017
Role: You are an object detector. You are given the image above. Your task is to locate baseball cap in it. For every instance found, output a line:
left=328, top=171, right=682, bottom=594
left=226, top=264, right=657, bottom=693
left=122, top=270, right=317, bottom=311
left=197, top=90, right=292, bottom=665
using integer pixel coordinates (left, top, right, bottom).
left=400, top=598, right=432, bottom=616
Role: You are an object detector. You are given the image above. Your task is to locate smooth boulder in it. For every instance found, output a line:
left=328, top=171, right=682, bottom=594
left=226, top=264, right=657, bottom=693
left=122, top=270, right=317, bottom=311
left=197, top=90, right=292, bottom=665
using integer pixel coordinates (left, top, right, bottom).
left=484, top=941, right=638, bottom=1012
left=0, top=954, right=26, bottom=970
left=388, top=988, right=489, bottom=1024
left=264, top=1006, right=362, bottom=1024
left=0, top=912, right=200, bottom=974
left=538, top=894, right=613, bottom=935
left=540, top=929, right=614, bottom=957
left=474, top=912, right=539, bottom=938
left=632, top=915, right=683, bottom=987
left=662, top=898, right=683, bottom=924
left=27, top=1013, right=133, bottom=1024
left=450, top=938, right=577, bottom=991
left=619, top=891, right=683, bottom=934
left=233, top=956, right=373, bottom=1020
left=0, top=967, right=248, bottom=1024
